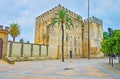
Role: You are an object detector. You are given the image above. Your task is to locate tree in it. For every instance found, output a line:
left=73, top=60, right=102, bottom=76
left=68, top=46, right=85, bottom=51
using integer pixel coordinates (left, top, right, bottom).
left=19, top=39, right=24, bottom=43
left=101, top=29, right=120, bottom=64
left=9, top=23, right=20, bottom=42
left=103, top=32, right=109, bottom=39
left=101, top=34, right=116, bottom=65
left=27, top=41, right=30, bottom=43
left=101, top=28, right=114, bottom=64
left=113, top=30, right=120, bottom=63
left=50, top=9, right=73, bottom=62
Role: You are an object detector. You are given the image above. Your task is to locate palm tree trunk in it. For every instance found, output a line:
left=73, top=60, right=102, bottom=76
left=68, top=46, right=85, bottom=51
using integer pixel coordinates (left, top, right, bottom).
left=13, top=37, right=15, bottom=42
left=61, top=23, right=64, bottom=62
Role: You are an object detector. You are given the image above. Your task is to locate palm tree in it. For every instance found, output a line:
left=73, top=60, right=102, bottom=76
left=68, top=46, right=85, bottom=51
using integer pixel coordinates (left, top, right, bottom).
left=50, top=9, right=73, bottom=62
left=9, top=23, right=20, bottom=42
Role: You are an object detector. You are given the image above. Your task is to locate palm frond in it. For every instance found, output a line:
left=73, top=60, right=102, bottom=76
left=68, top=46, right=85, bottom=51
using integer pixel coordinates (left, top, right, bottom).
left=65, top=22, right=70, bottom=30
left=9, top=23, right=20, bottom=41
left=50, top=18, right=58, bottom=28
left=65, top=16, right=74, bottom=28
left=49, top=8, right=74, bottom=30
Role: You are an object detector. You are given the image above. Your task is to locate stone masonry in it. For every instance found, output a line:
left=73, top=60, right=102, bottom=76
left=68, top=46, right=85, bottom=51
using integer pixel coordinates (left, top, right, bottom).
left=0, top=25, right=9, bottom=59
left=34, top=4, right=104, bottom=59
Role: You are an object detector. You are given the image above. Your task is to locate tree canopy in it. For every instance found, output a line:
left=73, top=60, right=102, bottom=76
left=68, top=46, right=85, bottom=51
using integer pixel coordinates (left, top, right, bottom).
left=9, top=23, right=20, bottom=42
left=101, top=29, right=120, bottom=56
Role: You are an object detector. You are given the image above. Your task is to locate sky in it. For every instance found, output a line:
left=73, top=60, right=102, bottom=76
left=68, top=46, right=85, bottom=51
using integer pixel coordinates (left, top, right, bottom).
left=0, top=0, right=120, bottom=43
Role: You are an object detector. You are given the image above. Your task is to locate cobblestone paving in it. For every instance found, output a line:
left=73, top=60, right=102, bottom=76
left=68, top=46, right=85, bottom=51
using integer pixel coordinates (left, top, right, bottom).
left=0, top=58, right=120, bottom=79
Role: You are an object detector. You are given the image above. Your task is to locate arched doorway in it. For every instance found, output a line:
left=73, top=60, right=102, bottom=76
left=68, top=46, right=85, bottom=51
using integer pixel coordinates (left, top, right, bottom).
left=0, top=38, right=3, bottom=59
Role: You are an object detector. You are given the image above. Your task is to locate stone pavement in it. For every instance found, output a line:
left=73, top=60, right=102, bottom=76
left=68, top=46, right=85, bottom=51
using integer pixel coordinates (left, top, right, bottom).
left=0, top=60, right=8, bottom=65
left=0, top=58, right=120, bottom=79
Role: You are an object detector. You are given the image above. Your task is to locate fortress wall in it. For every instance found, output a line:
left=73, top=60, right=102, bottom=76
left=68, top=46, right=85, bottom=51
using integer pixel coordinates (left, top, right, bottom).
left=6, top=41, right=48, bottom=61
left=23, top=43, right=31, bottom=57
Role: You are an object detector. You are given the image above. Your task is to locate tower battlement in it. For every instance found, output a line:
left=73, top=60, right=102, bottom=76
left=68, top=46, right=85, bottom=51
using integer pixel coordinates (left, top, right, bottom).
left=36, top=4, right=82, bottom=22
left=83, top=16, right=103, bottom=25
left=0, top=25, right=9, bottom=31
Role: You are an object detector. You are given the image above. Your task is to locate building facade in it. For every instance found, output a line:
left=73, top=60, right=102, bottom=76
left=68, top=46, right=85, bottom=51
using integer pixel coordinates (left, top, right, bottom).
left=0, top=25, right=9, bottom=59
left=34, top=5, right=103, bottom=59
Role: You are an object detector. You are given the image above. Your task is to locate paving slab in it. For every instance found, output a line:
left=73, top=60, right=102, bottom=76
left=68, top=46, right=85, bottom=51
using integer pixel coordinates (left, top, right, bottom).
left=0, top=58, right=120, bottom=79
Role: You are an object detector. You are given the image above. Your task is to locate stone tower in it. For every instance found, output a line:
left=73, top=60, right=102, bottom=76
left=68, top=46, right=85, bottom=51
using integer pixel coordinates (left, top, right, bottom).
left=0, top=25, right=9, bottom=59
left=83, top=16, right=103, bottom=58
left=34, top=5, right=83, bottom=58
left=34, top=5, right=103, bottom=59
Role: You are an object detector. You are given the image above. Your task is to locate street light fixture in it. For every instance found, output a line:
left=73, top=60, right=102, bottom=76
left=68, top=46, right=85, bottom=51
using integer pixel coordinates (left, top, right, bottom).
left=88, top=0, right=90, bottom=59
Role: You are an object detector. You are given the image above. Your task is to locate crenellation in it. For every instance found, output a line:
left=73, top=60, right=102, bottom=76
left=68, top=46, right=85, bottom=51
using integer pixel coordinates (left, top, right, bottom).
left=46, top=11, right=48, bottom=14
left=58, top=4, right=61, bottom=7
left=61, top=6, right=64, bottom=9
left=92, top=16, right=103, bottom=25
left=65, top=8, right=67, bottom=11
left=5, top=27, right=9, bottom=31
left=0, top=25, right=9, bottom=31
left=84, top=19, right=87, bottom=24
left=89, top=18, right=92, bottom=23
left=83, top=17, right=93, bottom=24
left=44, top=12, right=47, bottom=16
left=43, top=13, right=45, bottom=18
left=54, top=6, right=57, bottom=9
left=52, top=8, right=54, bottom=11
left=68, top=10, right=70, bottom=13
left=0, top=25, right=3, bottom=30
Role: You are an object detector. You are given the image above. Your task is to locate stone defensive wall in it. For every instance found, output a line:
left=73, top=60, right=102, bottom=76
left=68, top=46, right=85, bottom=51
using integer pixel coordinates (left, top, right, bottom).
left=6, top=41, right=49, bottom=61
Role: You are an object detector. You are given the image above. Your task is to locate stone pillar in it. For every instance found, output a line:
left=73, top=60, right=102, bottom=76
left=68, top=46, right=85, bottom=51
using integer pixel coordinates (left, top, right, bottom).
left=31, top=44, right=33, bottom=57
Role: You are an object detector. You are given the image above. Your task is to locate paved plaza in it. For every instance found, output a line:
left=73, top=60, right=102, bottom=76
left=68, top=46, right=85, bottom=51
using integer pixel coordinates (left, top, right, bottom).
left=0, top=58, right=120, bottom=79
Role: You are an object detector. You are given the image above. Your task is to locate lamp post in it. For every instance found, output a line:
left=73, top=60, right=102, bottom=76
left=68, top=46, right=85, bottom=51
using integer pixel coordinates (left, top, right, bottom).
left=88, top=0, right=90, bottom=59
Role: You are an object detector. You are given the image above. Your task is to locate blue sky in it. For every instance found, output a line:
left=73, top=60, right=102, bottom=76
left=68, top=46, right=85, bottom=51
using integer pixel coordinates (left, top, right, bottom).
left=0, top=0, right=120, bottom=43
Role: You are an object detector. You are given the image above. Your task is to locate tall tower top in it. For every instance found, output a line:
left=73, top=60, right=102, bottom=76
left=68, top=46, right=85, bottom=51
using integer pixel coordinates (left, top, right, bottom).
left=36, top=4, right=82, bottom=20
left=58, top=4, right=61, bottom=7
